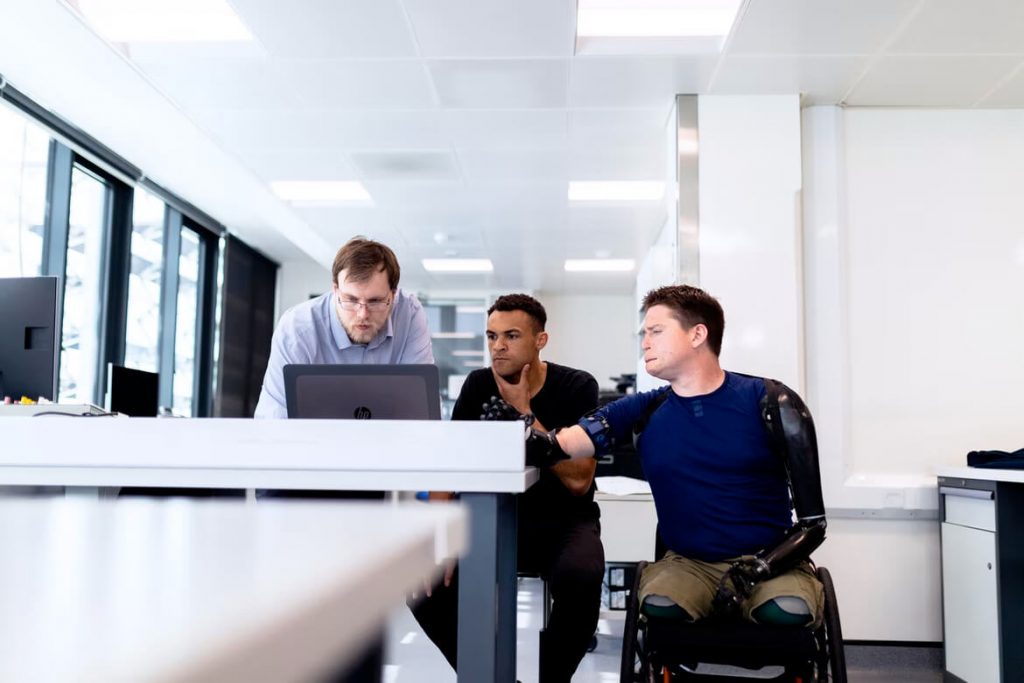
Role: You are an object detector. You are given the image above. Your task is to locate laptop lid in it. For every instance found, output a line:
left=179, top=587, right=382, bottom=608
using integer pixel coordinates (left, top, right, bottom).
left=283, top=364, right=441, bottom=420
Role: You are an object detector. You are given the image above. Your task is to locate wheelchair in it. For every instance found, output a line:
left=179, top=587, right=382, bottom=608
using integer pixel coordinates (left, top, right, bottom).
left=619, top=559, right=846, bottom=682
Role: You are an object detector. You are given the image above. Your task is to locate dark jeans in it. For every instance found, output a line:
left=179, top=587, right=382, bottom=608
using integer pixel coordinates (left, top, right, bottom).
left=409, top=515, right=604, bottom=683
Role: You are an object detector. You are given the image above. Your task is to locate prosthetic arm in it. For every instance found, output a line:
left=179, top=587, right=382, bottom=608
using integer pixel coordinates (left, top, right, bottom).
left=713, top=379, right=827, bottom=611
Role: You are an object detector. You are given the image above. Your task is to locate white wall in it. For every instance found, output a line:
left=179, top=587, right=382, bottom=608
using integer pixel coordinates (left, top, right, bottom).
left=697, top=95, right=804, bottom=389
left=801, top=105, right=1024, bottom=641
left=538, top=293, right=636, bottom=391
left=275, top=260, right=332, bottom=320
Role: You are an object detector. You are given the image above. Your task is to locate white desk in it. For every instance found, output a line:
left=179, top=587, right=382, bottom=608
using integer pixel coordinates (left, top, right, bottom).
left=936, top=466, right=1024, bottom=683
left=0, top=418, right=537, bottom=683
left=0, top=499, right=466, bottom=683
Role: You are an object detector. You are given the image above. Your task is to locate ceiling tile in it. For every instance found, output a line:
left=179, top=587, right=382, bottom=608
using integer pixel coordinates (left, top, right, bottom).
left=235, top=148, right=360, bottom=182
left=727, top=0, right=920, bottom=55
left=443, top=110, right=568, bottom=149
left=231, top=0, right=417, bottom=58
left=568, top=56, right=716, bottom=108
left=568, top=145, right=667, bottom=180
left=429, top=59, right=569, bottom=109
left=568, top=108, right=670, bottom=148
left=351, top=151, right=461, bottom=180
left=845, top=55, right=1021, bottom=106
left=280, top=60, right=436, bottom=109
left=136, top=59, right=290, bottom=111
left=456, top=149, right=569, bottom=181
left=711, top=55, right=870, bottom=104
left=402, top=0, right=575, bottom=58
left=190, top=109, right=448, bottom=150
left=888, top=0, right=1024, bottom=55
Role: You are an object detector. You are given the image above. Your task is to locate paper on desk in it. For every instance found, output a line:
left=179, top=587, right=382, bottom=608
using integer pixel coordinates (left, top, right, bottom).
left=595, top=476, right=652, bottom=496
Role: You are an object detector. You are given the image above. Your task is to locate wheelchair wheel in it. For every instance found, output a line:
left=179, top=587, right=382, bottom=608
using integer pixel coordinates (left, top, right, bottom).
left=619, top=561, right=647, bottom=682
left=817, top=567, right=847, bottom=682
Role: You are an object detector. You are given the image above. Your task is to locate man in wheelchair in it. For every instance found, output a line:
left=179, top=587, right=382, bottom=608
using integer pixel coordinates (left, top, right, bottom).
left=520, top=284, right=827, bottom=629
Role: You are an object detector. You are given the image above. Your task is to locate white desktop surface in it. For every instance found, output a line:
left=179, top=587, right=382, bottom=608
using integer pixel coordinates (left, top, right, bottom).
left=0, top=418, right=538, bottom=492
left=936, top=466, right=1024, bottom=485
left=0, top=499, right=467, bottom=683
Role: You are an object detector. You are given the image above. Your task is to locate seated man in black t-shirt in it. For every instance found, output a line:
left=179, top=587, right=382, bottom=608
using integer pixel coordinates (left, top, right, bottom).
left=410, top=293, right=605, bottom=683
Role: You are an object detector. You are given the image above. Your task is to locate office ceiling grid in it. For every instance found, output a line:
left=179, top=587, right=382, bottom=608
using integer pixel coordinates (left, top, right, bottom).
left=11, top=0, right=1024, bottom=293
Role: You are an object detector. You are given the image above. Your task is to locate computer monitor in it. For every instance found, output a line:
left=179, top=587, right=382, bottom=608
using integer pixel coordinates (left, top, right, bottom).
left=283, top=364, right=441, bottom=420
left=108, top=364, right=159, bottom=417
left=0, top=277, right=59, bottom=402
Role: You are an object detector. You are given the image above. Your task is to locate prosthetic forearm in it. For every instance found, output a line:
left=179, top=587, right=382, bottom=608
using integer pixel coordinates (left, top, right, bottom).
left=715, top=379, right=828, bottom=611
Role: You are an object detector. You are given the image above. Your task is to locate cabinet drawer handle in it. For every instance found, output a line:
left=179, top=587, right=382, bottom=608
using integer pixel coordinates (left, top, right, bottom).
left=939, top=486, right=993, bottom=500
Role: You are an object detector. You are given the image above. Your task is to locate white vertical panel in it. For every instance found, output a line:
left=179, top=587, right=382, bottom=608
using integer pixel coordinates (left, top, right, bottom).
left=843, top=109, right=1024, bottom=475
left=801, top=105, right=854, bottom=507
left=697, top=95, right=804, bottom=389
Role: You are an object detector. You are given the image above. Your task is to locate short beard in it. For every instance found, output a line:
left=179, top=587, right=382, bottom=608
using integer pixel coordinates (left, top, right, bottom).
left=342, top=321, right=378, bottom=344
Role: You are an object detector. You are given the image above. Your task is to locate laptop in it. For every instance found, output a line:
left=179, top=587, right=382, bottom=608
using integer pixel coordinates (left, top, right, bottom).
left=283, top=364, right=441, bottom=420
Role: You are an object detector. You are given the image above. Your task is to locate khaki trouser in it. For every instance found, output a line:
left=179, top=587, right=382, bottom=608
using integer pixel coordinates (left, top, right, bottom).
left=638, top=551, right=824, bottom=627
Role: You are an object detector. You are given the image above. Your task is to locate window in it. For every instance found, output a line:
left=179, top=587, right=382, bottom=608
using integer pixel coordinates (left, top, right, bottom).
left=420, top=297, right=487, bottom=419
left=58, top=165, right=109, bottom=402
left=0, top=103, right=49, bottom=277
left=124, top=188, right=165, bottom=372
left=172, top=227, right=201, bottom=415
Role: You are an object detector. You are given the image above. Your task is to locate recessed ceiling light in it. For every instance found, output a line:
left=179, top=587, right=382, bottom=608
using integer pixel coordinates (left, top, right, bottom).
left=422, top=259, right=494, bottom=273
left=568, top=181, right=665, bottom=202
left=73, top=0, right=254, bottom=43
left=452, top=350, right=486, bottom=357
left=269, top=181, right=372, bottom=205
left=565, top=259, right=636, bottom=273
left=576, top=0, right=742, bottom=38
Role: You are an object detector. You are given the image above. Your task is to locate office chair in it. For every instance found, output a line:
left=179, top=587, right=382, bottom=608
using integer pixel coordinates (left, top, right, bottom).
left=619, top=552, right=846, bottom=682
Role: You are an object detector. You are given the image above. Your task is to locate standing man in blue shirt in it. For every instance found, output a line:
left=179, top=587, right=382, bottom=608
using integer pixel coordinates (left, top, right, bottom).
left=254, top=236, right=434, bottom=419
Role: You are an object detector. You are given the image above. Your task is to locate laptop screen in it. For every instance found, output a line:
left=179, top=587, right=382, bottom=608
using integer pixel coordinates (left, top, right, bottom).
left=283, top=364, right=441, bottom=420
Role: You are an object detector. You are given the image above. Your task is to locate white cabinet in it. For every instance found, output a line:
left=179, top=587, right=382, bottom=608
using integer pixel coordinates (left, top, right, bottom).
left=941, top=520, right=1000, bottom=683
left=937, top=469, right=1024, bottom=683
left=595, top=493, right=658, bottom=563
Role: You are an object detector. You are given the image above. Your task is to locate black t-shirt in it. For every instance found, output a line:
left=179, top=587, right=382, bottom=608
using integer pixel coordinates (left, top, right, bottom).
left=452, top=362, right=600, bottom=524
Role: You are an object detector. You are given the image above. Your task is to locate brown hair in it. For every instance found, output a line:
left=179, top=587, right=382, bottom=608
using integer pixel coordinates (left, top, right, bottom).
left=488, top=293, right=547, bottom=332
left=641, top=285, right=725, bottom=356
left=331, top=236, right=400, bottom=290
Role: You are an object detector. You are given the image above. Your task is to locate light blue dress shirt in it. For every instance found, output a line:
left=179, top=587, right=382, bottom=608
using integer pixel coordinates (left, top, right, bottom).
left=253, top=288, right=434, bottom=418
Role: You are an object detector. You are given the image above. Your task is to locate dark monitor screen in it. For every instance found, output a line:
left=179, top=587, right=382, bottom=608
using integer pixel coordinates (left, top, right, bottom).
left=283, top=364, right=441, bottom=420
left=0, top=277, right=59, bottom=402
left=108, top=364, right=159, bottom=417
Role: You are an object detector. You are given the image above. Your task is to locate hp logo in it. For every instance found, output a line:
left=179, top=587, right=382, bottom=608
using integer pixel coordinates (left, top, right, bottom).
left=353, top=406, right=372, bottom=419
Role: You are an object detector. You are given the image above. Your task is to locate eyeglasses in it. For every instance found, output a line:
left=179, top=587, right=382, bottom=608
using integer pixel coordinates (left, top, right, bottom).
left=337, top=296, right=391, bottom=312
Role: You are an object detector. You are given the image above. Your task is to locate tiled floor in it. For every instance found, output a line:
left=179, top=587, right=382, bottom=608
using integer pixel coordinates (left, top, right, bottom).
left=385, top=577, right=943, bottom=682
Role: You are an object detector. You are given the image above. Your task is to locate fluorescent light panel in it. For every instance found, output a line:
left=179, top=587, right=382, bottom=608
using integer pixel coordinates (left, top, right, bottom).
left=577, top=0, right=742, bottom=38
left=75, top=0, right=253, bottom=42
left=569, top=181, right=664, bottom=202
left=270, top=181, right=372, bottom=205
left=565, top=259, right=636, bottom=273
left=452, top=350, right=485, bottom=357
left=422, top=259, right=494, bottom=273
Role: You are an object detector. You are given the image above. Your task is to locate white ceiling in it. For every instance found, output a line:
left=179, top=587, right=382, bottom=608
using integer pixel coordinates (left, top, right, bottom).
left=5, top=0, right=1024, bottom=294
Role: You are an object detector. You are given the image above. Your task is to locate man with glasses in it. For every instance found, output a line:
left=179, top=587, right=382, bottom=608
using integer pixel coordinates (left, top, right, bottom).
left=254, top=236, right=434, bottom=419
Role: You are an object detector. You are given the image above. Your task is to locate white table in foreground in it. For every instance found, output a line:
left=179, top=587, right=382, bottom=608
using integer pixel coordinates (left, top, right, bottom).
left=0, top=499, right=467, bottom=683
left=0, top=418, right=536, bottom=683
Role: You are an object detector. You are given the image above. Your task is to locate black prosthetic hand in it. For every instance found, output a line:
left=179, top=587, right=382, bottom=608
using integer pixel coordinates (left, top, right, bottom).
left=524, top=427, right=570, bottom=468
left=712, top=557, right=770, bottom=614
left=480, top=396, right=534, bottom=426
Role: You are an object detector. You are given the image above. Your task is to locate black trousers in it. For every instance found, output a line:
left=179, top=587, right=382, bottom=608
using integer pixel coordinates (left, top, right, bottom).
left=409, top=515, right=604, bottom=683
